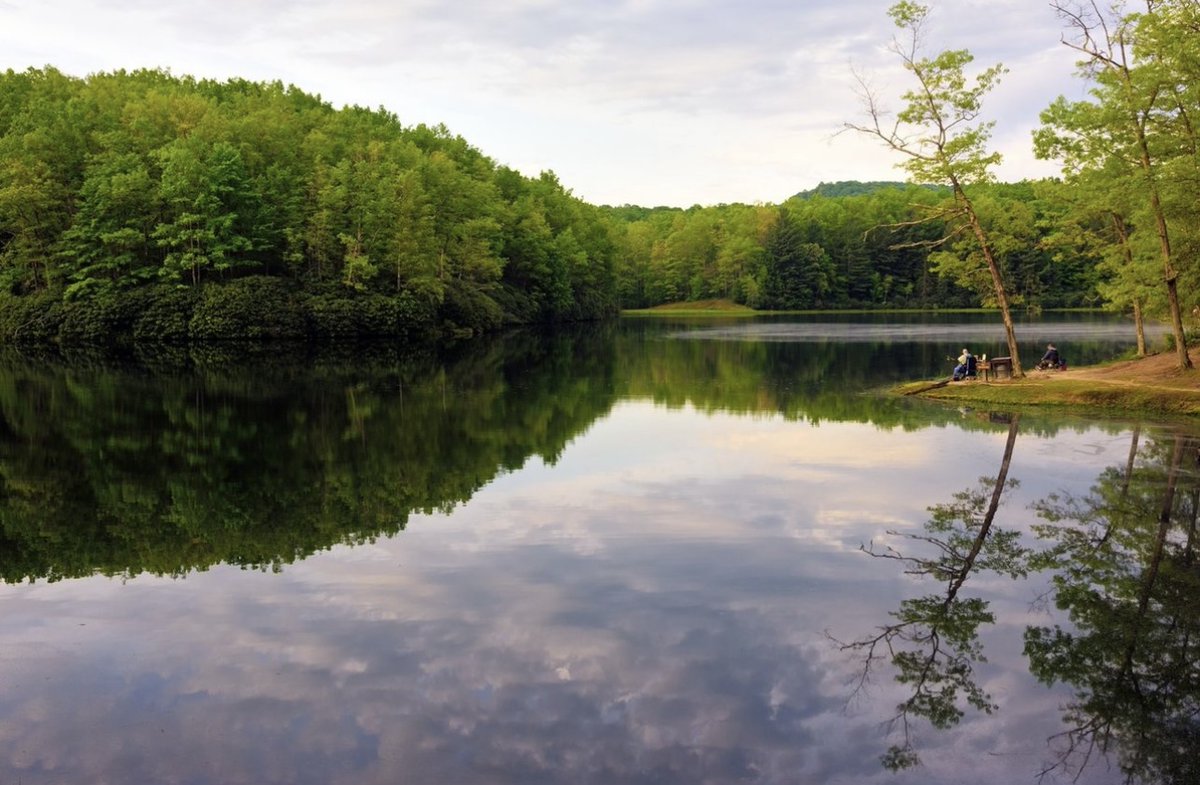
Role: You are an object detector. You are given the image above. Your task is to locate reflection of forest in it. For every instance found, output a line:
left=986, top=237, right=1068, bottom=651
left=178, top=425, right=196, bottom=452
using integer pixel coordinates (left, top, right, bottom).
left=4, top=327, right=1198, bottom=781
left=614, top=321, right=981, bottom=427
left=0, top=328, right=619, bottom=583
left=843, top=423, right=1200, bottom=784
left=0, top=322, right=1135, bottom=584
left=1028, top=429, right=1200, bottom=785
left=835, top=416, right=1025, bottom=771
left=0, top=325, right=1003, bottom=584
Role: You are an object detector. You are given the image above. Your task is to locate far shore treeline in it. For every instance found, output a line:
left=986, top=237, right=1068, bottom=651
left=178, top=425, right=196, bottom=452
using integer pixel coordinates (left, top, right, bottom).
left=0, top=67, right=1148, bottom=347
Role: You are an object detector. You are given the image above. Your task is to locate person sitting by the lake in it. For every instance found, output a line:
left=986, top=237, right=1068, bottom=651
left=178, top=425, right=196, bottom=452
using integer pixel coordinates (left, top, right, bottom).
left=1036, top=343, right=1065, bottom=371
left=952, top=348, right=975, bottom=381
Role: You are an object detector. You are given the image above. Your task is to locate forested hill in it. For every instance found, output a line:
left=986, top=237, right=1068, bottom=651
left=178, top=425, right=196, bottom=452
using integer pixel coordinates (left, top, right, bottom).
left=602, top=179, right=1101, bottom=311
left=0, top=67, right=618, bottom=344
left=0, top=68, right=1105, bottom=347
left=793, top=181, right=913, bottom=198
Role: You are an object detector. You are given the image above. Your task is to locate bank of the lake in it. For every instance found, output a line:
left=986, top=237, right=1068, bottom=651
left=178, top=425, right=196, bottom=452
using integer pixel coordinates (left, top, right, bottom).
left=897, top=351, right=1200, bottom=417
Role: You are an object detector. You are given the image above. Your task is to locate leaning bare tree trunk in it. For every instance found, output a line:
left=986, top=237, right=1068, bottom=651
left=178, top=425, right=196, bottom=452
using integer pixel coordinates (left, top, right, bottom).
left=945, top=416, right=1021, bottom=599
left=957, top=183, right=1023, bottom=377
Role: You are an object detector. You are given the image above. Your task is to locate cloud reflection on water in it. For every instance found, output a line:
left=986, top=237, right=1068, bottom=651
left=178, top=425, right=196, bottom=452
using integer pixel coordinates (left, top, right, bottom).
left=0, top=406, right=1137, bottom=784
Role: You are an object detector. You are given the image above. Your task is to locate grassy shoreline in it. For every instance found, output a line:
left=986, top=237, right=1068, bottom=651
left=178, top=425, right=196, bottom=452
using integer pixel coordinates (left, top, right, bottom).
left=894, top=352, right=1200, bottom=417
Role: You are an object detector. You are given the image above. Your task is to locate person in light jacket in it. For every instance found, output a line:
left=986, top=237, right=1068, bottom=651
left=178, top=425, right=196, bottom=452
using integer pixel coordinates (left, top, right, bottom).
left=952, top=348, right=974, bottom=381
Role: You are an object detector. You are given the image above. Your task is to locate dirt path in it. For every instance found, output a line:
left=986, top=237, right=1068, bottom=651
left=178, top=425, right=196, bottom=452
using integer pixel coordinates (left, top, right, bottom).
left=1034, top=352, right=1200, bottom=390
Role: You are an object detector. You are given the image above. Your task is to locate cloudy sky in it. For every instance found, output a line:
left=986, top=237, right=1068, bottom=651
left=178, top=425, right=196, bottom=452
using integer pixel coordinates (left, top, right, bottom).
left=1, top=0, right=1089, bottom=207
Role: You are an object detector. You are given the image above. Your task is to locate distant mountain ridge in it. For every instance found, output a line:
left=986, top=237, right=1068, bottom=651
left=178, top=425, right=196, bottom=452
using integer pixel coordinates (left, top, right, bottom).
left=793, top=181, right=942, bottom=199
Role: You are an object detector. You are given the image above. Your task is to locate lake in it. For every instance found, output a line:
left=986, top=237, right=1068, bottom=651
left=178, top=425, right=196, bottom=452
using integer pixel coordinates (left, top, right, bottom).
left=0, top=313, right=1193, bottom=785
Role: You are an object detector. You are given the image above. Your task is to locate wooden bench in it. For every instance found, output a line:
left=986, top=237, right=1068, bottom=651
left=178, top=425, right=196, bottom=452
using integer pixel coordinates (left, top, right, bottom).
left=978, top=356, right=1012, bottom=381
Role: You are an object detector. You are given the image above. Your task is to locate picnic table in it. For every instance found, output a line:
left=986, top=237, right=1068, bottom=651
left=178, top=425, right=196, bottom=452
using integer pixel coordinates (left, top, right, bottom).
left=977, top=356, right=1012, bottom=381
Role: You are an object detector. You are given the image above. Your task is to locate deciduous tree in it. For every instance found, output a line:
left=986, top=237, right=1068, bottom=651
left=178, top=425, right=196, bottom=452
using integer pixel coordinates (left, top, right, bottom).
left=846, top=2, right=1025, bottom=374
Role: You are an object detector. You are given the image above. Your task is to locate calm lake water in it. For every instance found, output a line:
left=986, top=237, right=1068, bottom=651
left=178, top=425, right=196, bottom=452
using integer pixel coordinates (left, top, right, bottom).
left=0, top=313, right=1194, bottom=785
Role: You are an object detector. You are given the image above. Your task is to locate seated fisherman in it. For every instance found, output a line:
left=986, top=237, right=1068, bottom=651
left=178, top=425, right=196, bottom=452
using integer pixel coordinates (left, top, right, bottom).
left=1036, top=343, right=1064, bottom=370
left=952, top=348, right=975, bottom=381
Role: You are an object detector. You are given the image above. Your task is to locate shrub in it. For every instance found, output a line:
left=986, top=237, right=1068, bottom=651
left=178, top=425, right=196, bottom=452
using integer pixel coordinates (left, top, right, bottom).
left=0, top=291, right=65, bottom=344
left=133, top=286, right=200, bottom=343
left=306, top=293, right=397, bottom=339
left=438, top=281, right=503, bottom=336
left=306, top=288, right=440, bottom=341
left=57, top=291, right=157, bottom=344
left=188, top=276, right=308, bottom=340
left=394, top=288, right=439, bottom=340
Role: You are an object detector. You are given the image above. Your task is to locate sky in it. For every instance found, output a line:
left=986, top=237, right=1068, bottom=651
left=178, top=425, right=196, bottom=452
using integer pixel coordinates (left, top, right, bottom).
left=1, top=0, right=1091, bottom=207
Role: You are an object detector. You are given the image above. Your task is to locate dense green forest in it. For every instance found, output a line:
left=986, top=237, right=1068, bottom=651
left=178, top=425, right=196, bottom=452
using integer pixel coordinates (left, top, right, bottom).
left=0, top=67, right=620, bottom=344
left=3, top=5, right=1200, bottom=350
left=605, top=179, right=1103, bottom=311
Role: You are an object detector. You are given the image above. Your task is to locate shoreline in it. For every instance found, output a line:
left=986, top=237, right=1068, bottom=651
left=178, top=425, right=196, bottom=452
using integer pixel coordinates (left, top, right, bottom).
left=893, top=352, right=1200, bottom=417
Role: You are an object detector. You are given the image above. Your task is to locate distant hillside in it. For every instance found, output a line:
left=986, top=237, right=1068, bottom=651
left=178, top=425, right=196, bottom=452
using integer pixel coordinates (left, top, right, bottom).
left=794, top=181, right=940, bottom=199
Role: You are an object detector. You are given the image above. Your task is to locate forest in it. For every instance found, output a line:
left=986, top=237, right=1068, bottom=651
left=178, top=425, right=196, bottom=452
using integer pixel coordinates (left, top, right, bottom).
left=0, top=67, right=620, bottom=344
left=0, top=2, right=1197, bottom=347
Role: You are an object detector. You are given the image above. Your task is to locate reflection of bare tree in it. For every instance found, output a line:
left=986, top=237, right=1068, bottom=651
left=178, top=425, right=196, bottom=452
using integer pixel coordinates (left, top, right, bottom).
left=1027, top=430, right=1200, bottom=785
left=833, top=417, right=1028, bottom=769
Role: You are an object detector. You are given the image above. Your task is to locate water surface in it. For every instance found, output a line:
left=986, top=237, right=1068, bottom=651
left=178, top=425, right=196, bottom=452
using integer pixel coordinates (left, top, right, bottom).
left=0, top=314, right=1192, bottom=785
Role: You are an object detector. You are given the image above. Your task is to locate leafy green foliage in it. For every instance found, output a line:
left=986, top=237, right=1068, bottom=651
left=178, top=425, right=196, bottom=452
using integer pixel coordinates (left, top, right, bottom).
left=847, top=1, right=1028, bottom=373
left=0, top=68, right=618, bottom=343
left=1038, top=1, right=1200, bottom=367
left=0, top=326, right=618, bottom=582
left=188, top=276, right=307, bottom=340
left=0, top=59, right=1165, bottom=339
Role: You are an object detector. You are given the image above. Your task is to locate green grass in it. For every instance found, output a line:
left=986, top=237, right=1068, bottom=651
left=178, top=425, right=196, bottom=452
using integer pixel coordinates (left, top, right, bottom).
left=896, top=377, right=1200, bottom=417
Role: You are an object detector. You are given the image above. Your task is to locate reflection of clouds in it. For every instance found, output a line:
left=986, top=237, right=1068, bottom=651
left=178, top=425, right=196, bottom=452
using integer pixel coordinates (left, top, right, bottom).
left=0, top=412, right=1135, bottom=784
left=0, top=558, right=840, bottom=784
left=723, top=421, right=936, bottom=469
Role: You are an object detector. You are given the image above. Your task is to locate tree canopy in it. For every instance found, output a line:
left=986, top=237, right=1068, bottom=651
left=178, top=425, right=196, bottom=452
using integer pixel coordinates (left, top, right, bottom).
left=0, top=57, right=1195, bottom=348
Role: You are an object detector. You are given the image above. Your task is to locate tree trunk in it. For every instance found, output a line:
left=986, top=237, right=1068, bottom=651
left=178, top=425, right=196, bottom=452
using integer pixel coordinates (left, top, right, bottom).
left=956, top=182, right=1023, bottom=376
left=946, top=416, right=1020, bottom=601
left=1111, top=213, right=1148, bottom=358
left=1146, top=181, right=1191, bottom=368
left=1134, top=302, right=1147, bottom=357
left=1131, top=105, right=1191, bottom=368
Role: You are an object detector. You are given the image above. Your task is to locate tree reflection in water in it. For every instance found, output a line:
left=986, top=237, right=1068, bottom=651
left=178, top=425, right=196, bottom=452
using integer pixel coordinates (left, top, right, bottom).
left=1027, top=429, right=1200, bottom=785
left=843, top=423, right=1200, bottom=784
left=834, top=416, right=1027, bottom=770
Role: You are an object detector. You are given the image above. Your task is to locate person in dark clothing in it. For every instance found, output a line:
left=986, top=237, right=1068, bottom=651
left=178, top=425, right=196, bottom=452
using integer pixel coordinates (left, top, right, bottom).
left=1036, top=343, right=1064, bottom=370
